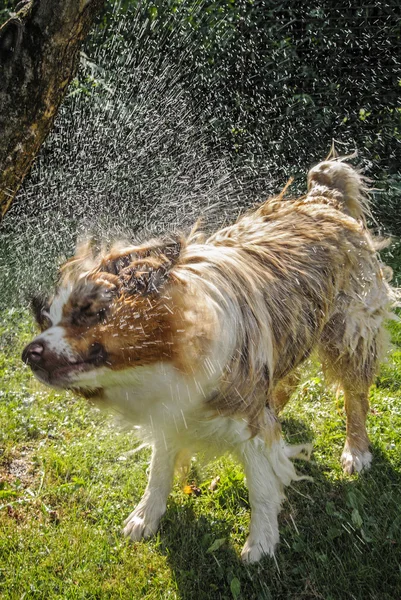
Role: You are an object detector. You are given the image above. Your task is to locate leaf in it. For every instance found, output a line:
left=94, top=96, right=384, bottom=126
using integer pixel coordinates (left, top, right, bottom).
left=207, top=538, right=226, bottom=553
left=325, top=501, right=335, bottom=516
left=58, top=477, right=85, bottom=493
left=327, top=526, right=343, bottom=540
left=361, top=528, right=373, bottom=543
left=346, top=490, right=359, bottom=510
left=351, top=508, right=363, bottom=528
left=0, top=490, right=18, bottom=499
left=230, top=577, right=241, bottom=599
left=71, top=477, right=85, bottom=490
left=292, top=538, right=306, bottom=552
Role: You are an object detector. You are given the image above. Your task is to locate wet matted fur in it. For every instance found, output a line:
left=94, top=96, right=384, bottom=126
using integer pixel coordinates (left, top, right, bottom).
left=22, top=157, right=399, bottom=562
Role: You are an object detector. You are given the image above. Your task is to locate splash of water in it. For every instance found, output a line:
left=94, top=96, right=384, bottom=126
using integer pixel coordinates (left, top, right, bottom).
left=0, top=3, right=276, bottom=303
left=0, top=1, right=399, bottom=304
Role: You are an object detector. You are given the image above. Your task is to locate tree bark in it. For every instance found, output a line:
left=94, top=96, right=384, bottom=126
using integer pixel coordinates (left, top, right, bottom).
left=0, top=0, right=105, bottom=220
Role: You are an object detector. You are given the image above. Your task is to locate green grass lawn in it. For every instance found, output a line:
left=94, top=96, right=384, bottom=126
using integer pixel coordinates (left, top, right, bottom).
left=0, top=309, right=400, bottom=600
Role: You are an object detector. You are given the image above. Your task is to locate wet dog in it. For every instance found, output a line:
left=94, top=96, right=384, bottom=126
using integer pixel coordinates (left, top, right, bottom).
left=22, top=157, right=397, bottom=562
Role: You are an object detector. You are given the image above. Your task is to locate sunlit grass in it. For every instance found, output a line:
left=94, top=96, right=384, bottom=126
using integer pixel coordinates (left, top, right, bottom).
left=0, top=309, right=400, bottom=599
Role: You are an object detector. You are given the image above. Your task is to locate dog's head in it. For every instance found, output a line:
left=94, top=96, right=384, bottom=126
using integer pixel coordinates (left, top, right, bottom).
left=22, top=237, right=189, bottom=393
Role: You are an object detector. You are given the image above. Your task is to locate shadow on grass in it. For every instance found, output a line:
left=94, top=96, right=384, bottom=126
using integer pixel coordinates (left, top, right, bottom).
left=157, top=418, right=401, bottom=600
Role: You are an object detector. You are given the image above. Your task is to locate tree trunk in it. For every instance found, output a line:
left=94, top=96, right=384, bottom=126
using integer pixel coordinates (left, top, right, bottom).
left=0, top=0, right=104, bottom=220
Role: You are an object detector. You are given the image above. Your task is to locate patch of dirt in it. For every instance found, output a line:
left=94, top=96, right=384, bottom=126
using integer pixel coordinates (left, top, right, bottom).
left=0, top=447, right=36, bottom=487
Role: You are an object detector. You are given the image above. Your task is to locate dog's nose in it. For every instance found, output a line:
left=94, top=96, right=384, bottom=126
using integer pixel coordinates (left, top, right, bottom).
left=22, top=341, right=45, bottom=367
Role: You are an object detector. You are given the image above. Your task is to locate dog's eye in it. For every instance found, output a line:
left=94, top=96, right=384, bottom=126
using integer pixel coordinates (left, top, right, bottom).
left=71, top=301, right=107, bottom=327
left=98, top=308, right=108, bottom=323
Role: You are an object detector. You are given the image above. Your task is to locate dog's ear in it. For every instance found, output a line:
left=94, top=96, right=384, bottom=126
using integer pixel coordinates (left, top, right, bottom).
left=119, top=237, right=183, bottom=296
left=100, top=248, right=136, bottom=276
left=30, top=294, right=52, bottom=331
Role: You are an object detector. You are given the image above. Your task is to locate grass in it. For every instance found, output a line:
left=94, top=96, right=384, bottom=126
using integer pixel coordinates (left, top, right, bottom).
left=0, top=309, right=401, bottom=599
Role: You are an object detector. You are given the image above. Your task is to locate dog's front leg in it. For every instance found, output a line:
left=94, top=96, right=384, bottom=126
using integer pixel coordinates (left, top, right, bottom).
left=237, top=438, right=285, bottom=564
left=124, top=441, right=177, bottom=541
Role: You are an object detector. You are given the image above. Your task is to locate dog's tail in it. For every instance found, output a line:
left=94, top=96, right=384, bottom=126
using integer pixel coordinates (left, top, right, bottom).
left=307, top=156, right=371, bottom=225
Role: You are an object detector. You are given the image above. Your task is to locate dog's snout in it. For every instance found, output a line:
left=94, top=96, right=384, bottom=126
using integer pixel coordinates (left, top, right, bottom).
left=22, top=341, right=45, bottom=366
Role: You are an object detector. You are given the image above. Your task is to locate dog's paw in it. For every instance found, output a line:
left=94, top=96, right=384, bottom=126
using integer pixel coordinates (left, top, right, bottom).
left=240, top=536, right=276, bottom=564
left=123, top=509, right=161, bottom=542
left=341, top=445, right=372, bottom=475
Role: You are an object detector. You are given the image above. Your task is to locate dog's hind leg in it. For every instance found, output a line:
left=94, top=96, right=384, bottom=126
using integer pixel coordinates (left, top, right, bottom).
left=123, top=440, right=178, bottom=541
left=319, top=321, right=388, bottom=474
left=340, top=382, right=372, bottom=474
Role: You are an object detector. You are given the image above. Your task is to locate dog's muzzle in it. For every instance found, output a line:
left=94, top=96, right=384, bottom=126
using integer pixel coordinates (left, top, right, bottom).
left=22, top=339, right=108, bottom=385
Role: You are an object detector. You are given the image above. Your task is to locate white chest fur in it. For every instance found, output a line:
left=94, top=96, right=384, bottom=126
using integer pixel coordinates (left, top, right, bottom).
left=76, top=361, right=221, bottom=437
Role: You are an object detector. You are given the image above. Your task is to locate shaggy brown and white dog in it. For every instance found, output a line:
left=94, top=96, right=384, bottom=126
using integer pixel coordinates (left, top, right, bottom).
left=22, top=157, right=397, bottom=563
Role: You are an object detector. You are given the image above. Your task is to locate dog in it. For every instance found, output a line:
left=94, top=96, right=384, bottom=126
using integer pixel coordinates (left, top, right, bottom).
left=22, top=156, right=397, bottom=563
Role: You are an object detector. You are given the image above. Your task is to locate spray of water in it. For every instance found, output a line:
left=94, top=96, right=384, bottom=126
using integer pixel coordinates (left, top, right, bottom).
left=0, top=1, right=399, bottom=304
left=0, top=3, right=275, bottom=303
